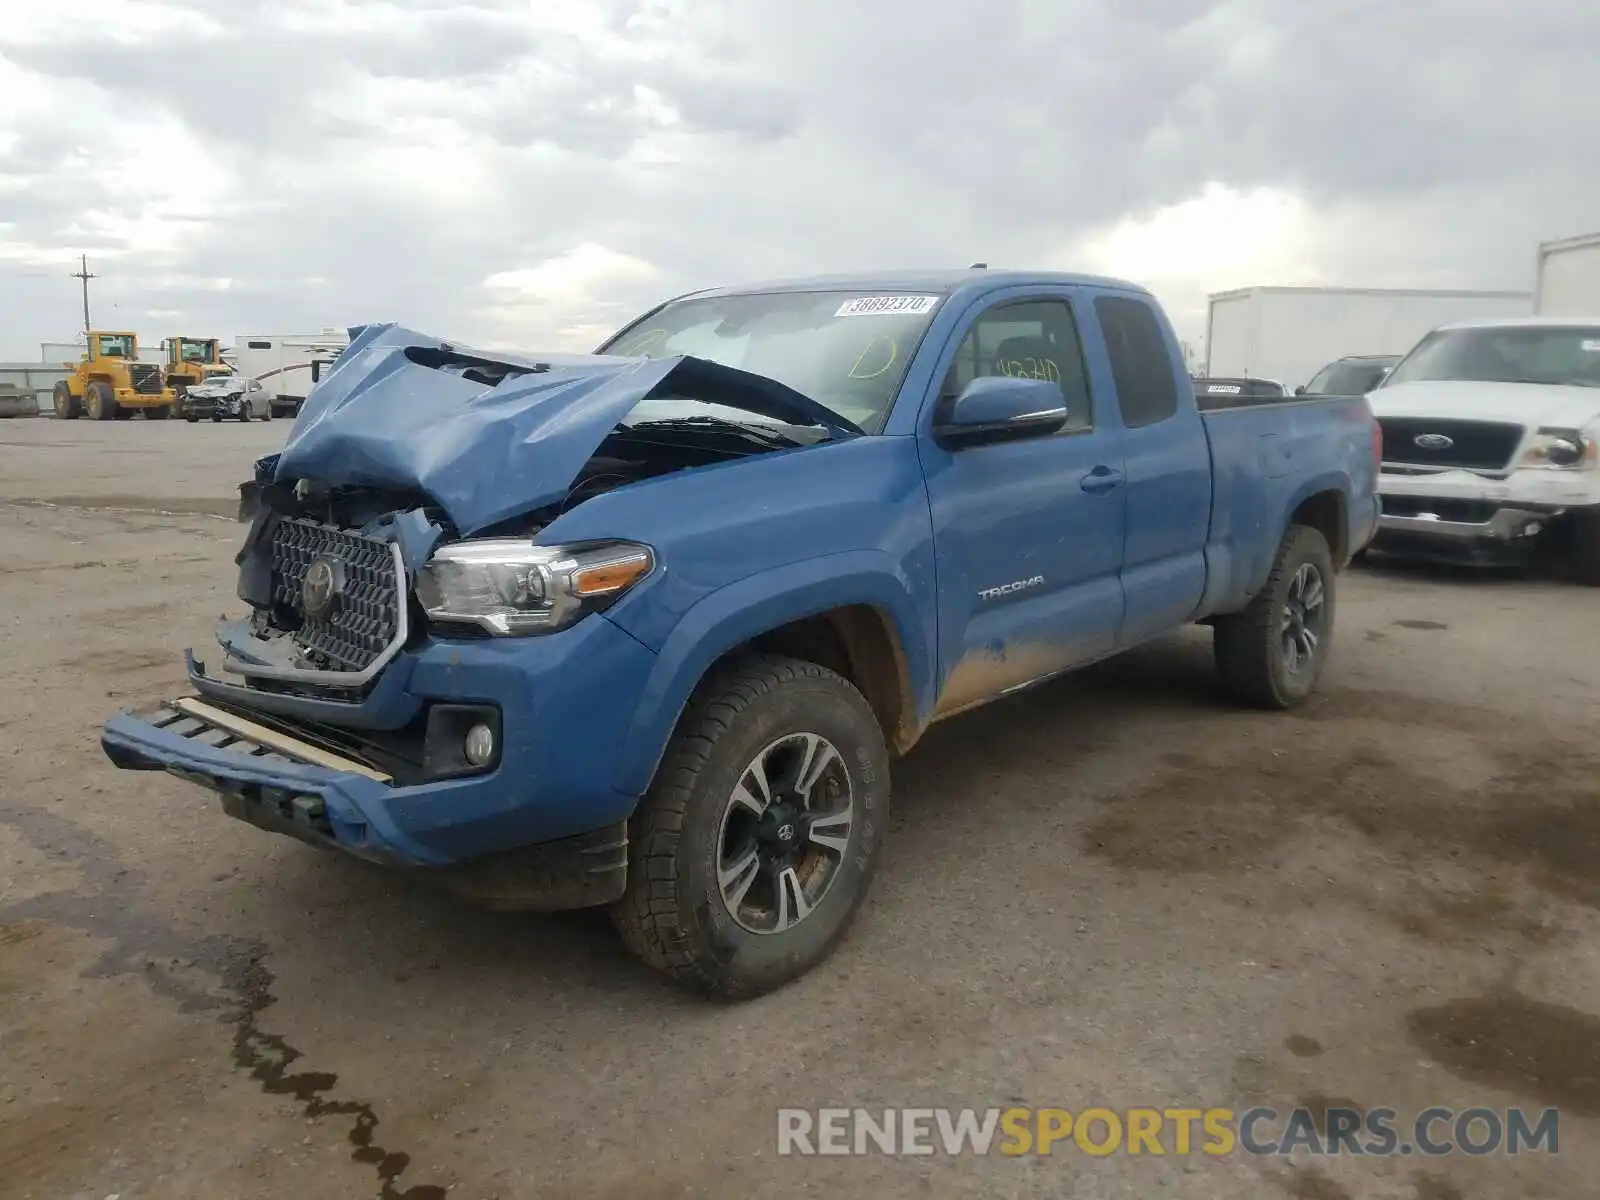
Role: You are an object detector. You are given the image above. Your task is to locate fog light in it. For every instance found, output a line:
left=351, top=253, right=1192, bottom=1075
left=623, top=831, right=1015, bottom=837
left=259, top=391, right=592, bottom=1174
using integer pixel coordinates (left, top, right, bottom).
left=464, top=723, right=495, bottom=767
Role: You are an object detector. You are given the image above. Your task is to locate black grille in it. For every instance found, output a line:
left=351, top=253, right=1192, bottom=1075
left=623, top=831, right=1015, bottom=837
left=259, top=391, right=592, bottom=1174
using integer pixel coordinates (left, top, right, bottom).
left=1378, top=417, right=1523, bottom=472
left=129, top=363, right=163, bottom=395
left=270, top=519, right=400, bottom=672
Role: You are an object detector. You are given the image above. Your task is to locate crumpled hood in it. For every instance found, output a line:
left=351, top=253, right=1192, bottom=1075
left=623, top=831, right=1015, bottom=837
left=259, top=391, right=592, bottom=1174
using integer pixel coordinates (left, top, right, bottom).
left=1370, top=380, right=1600, bottom=430
left=268, top=321, right=859, bottom=537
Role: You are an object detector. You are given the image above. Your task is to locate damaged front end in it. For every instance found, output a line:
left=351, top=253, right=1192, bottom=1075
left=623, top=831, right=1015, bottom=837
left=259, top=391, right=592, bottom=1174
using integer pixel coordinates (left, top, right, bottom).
left=211, top=320, right=851, bottom=697
left=101, top=322, right=850, bottom=882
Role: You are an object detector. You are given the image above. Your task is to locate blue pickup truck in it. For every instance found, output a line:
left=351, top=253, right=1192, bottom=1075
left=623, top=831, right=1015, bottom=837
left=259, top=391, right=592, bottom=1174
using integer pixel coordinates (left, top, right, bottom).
left=102, top=269, right=1380, bottom=997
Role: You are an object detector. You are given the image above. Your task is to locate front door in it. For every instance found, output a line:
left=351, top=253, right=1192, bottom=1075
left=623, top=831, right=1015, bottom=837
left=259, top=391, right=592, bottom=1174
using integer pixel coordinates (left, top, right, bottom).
left=919, top=291, right=1128, bottom=718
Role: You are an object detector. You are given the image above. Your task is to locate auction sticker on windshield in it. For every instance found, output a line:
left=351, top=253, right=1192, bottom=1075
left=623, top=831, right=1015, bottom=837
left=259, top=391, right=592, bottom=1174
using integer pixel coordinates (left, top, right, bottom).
left=835, top=295, right=940, bottom=318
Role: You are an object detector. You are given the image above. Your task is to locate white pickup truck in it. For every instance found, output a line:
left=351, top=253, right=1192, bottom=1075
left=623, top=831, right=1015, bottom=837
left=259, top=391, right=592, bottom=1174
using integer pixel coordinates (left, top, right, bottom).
left=1367, top=317, right=1600, bottom=583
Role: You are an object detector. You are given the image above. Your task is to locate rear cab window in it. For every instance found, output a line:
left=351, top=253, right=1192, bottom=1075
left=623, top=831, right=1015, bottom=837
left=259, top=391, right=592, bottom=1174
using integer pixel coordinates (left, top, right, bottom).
left=1094, top=295, right=1180, bottom=428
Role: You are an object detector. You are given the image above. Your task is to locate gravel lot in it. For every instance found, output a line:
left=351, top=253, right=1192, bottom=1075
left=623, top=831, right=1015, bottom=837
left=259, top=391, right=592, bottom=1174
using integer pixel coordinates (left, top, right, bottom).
left=3, top=417, right=1599, bottom=1200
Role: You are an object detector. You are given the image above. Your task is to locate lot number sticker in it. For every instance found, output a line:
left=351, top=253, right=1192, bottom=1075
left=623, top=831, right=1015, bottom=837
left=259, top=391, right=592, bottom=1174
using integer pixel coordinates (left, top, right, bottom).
left=835, top=295, right=940, bottom=318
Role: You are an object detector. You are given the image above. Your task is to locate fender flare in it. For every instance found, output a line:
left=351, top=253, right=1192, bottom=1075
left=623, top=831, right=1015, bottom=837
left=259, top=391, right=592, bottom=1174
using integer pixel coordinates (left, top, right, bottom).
left=611, top=551, right=935, bottom=797
left=1279, top=470, right=1353, bottom=552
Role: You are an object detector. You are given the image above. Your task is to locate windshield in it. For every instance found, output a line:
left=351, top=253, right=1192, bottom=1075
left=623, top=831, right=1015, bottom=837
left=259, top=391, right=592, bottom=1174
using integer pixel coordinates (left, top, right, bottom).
left=597, top=289, right=947, bottom=432
left=179, top=340, right=214, bottom=361
left=96, top=334, right=134, bottom=358
left=1305, top=360, right=1395, bottom=395
left=1384, top=326, right=1600, bottom=389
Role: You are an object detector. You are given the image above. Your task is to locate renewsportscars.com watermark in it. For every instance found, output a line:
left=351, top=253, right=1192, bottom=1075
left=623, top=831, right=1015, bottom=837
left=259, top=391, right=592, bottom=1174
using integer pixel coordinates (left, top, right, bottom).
left=777, top=1106, right=1560, bottom=1158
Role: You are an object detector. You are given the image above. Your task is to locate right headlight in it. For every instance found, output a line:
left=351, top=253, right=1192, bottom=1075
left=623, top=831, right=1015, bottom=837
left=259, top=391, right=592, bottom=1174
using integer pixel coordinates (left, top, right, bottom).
left=414, top=538, right=656, bottom=636
left=1519, top=428, right=1598, bottom=470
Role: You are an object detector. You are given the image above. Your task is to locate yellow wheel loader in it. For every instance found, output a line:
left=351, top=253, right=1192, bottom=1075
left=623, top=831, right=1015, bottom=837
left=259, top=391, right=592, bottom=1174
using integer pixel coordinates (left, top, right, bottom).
left=162, top=336, right=231, bottom=399
left=52, top=332, right=179, bottom=421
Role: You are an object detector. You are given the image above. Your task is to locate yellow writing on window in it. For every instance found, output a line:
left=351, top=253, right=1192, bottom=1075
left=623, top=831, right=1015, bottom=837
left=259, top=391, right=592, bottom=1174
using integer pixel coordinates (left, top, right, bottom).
left=995, top=357, right=1060, bottom=384
left=849, top=336, right=898, bottom=380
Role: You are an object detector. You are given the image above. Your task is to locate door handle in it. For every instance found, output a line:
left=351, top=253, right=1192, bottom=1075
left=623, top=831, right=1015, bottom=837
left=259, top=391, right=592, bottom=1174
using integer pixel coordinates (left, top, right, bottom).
left=1080, top=465, right=1124, bottom=494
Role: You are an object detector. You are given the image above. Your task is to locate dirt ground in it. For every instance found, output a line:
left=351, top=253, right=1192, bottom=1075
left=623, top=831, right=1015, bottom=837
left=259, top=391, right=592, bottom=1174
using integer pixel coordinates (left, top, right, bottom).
left=2, top=416, right=1598, bottom=1200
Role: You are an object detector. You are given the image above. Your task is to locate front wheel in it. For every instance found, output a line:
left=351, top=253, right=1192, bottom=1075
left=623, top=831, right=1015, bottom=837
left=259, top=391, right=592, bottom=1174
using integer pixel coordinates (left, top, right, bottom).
left=1570, top=508, right=1600, bottom=586
left=86, top=381, right=117, bottom=421
left=1213, top=524, right=1336, bottom=709
left=611, top=655, right=891, bottom=999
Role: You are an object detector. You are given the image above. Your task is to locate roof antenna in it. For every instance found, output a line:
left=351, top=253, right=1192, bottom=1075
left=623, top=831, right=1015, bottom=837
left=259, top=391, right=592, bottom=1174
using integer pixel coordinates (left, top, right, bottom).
left=969, top=262, right=987, bottom=269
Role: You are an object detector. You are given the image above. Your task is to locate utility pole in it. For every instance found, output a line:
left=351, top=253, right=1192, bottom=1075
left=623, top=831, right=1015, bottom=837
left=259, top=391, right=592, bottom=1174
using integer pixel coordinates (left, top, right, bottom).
left=71, top=252, right=97, bottom=334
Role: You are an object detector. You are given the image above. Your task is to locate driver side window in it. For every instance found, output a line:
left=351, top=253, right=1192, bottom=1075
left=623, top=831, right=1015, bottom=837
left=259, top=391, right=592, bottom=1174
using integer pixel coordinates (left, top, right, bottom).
left=940, top=298, right=1094, bottom=432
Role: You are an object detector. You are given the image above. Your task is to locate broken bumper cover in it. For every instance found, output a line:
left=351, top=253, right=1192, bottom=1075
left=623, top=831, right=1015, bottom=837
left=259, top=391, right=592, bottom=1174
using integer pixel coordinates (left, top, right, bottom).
left=100, top=613, right=659, bottom=908
left=1371, top=493, right=1589, bottom=565
left=184, top=394, right=244, bottom=418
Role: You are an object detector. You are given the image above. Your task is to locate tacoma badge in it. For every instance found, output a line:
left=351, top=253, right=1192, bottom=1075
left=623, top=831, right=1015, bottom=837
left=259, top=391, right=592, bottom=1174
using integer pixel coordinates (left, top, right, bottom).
left=978, top=575, right=1045, bottom=602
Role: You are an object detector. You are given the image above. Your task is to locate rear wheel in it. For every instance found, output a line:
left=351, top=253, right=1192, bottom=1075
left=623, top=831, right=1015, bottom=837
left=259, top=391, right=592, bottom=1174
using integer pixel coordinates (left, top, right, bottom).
left=1213, top=524, right=1336, bottom=709
left=86, top=381, right=117, bottom=421
left=611, top=655, right=891, bottom=999
left=146, top=403, right=171, bottom=420
left=53, top=382, right=81, bottom=420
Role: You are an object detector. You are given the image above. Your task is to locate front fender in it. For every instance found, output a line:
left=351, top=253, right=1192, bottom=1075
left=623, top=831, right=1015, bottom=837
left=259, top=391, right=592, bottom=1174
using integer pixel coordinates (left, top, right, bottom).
left=610, top=551, right=935, bottom=797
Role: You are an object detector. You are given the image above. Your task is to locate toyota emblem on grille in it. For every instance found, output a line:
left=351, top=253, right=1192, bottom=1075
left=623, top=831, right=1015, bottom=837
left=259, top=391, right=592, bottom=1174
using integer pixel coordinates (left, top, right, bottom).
left=1413, top=433, right=1455, bottom=451
left=301, top=556, right=344, bottom=618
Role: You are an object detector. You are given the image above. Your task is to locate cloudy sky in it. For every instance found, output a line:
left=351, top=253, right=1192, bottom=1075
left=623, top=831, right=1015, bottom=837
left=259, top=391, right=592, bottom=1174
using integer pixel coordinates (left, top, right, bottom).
left=0, top=0, right=1592, bottom=363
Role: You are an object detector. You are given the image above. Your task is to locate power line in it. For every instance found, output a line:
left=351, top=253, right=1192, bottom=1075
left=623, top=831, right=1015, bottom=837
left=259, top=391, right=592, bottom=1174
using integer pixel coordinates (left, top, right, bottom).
left=71, top=252, right=98, bottom=334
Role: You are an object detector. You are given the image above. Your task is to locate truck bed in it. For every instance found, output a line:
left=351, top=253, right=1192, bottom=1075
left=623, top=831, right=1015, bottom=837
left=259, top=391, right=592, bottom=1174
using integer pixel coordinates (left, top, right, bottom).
left=1197, top=393, right=1379, bottom=616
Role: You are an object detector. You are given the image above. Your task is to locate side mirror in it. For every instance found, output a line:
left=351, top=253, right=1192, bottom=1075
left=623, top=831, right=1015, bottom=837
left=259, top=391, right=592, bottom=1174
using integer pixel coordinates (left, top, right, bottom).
left=1294, top=385, right=1306, bottom=396
left=932, top=376, right=1067, bottom=449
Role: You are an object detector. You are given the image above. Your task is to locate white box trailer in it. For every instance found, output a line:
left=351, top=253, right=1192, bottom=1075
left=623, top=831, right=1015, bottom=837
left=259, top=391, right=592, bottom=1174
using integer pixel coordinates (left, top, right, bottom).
left=1203, top=286, right=1534, bottom=392
left=41, top=340, right=86, bottom=364
left=1535, top=232, right=1600, bottom=316
left=233, top=331, right=350, bottom=417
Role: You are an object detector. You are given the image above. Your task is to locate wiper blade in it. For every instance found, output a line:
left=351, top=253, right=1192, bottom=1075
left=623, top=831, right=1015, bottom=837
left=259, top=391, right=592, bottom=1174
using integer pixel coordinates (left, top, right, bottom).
left=631, top=415, right=810, bottom=447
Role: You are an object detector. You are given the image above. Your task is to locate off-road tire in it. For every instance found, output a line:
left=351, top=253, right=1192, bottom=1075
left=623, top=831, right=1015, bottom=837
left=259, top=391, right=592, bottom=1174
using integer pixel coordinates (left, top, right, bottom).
left=1213, top=524, right=1336, bottom=710
left=1570, top=508, right=1600, bottom=586
left=611, top=654, right=891, bottom=999
left=87, top=381, right=117, bottom=421
left=146, top=403, right=171, bottom=420
left=53, top=382, right=81, bottom=420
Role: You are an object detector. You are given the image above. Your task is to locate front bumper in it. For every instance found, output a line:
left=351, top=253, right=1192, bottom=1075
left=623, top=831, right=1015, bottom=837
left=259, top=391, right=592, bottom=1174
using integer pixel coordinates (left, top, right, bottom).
left=115, top=388, right=174, bottom=408
left=1377, top=503, right=1558, bottom=543
left=1374, top=467, right=1600, bottom=561
left=183, top=395, right=244, bottom=418
left=101, top=612, right=659, bottom=908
